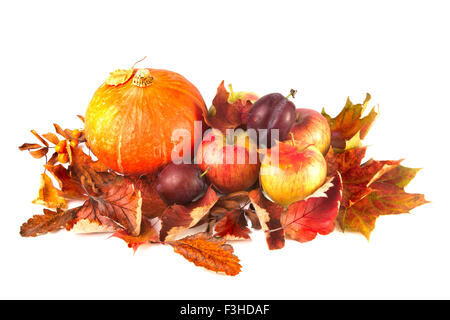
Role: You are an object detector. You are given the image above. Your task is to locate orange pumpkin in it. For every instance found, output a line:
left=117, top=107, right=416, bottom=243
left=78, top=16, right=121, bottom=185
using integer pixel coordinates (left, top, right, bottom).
left=84, top=67, right=207, bottom=175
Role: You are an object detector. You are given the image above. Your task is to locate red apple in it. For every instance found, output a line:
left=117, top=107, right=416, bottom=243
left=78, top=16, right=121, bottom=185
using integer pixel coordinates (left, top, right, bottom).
left=260, top=140, right=327, bottom=207
left=289, top=108, right=331, bottom=155
left=196, top=129, right=260, bottom=194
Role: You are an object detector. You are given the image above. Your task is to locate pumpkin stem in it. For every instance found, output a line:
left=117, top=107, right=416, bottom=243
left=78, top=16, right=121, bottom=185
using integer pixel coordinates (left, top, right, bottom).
left=132, top=69, right=153, bottom=87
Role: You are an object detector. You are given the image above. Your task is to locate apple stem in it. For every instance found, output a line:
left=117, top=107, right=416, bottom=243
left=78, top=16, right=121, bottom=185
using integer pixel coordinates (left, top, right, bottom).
left=199, top=167, right=210, bottom=178
left=285, top=89, right=298, bottom=100
left=289, top=132, right=296, bottom=145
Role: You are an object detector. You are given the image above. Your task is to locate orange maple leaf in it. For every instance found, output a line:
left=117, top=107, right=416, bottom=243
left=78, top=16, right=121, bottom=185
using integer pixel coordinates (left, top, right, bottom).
left=322, top=94, right=378, bottom=150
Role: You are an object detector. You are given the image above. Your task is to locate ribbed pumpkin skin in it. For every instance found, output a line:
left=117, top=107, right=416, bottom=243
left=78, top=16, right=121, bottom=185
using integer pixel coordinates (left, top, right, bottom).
left=84, top=68, right=207, bottom=175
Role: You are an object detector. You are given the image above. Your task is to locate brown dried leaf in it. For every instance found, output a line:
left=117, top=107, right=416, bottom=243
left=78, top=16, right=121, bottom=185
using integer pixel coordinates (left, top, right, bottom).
left=68, top=146, right=113, bottom=195
left=29, top=147, right=49, bottom=159
left=127, top=174, right=168, bottom=219
left=44, top=164, right=87, bottom=200
left=30, top=130, right=49, bottom=147
left=47, top=152, right=58, bottom=166
left=18, top=143, right=42, bottom=151
left=42, top=133, right=60, bottom=145
left=53, top=123, right=71, bottom=139
left=20, top=208, right=78, bottom=237
left=160, top=186, right=219, bottom=241
left=75, top=177, right=142, bottom=236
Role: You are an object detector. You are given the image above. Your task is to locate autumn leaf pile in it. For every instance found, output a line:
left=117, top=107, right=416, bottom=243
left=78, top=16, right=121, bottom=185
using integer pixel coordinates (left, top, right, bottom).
left=19, top=84, right=428, bottom=276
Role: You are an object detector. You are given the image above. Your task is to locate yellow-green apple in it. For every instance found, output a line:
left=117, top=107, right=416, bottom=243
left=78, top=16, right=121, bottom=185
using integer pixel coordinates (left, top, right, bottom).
left=260, top=140, right=327, bottom=207
left=289, top=108, right=331, bottom=155
left=196, top=129, right=260, bottom=193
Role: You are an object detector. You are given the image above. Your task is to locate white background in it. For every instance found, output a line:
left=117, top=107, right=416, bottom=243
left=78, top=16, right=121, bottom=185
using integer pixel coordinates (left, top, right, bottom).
left=1, top=0, right=449, bottom=299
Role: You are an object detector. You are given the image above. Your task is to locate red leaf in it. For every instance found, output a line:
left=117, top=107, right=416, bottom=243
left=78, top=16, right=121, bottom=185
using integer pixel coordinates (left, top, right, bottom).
left=205, top=81, right=256, bottom=133
left=281, top=173, right=343, bottom=243
left=160, top=186, right=219, bottom=241
left=214, top=209, right=251, bottom=240
left=248, top=189, right=285, bottom=250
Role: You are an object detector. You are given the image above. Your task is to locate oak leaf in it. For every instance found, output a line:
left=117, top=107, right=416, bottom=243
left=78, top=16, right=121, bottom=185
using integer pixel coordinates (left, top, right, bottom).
left=20, top=208, right=78, bottom=237
left=168, top=232, right=241, bottom=276
left=160, top=186, right=218, bottom=241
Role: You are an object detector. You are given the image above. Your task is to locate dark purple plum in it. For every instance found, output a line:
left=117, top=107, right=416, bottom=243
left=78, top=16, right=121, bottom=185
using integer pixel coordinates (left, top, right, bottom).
left=246, top=93, right=296, bottom=147
left=156, top=163, right=207, bottom=205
